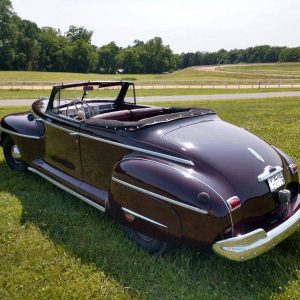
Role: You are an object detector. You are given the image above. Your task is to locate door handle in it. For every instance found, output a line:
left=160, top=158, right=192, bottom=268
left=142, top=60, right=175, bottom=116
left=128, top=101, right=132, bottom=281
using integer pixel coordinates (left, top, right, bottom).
left=69, top=132, right=80, bottom=136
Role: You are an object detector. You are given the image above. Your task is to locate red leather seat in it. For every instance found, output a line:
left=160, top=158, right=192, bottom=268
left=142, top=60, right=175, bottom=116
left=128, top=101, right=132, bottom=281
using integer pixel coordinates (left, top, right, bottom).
left=91, top=110, right=131, bottom=121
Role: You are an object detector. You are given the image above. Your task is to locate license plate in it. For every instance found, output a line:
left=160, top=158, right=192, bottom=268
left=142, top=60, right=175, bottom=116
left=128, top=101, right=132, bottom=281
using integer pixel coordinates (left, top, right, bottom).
left=267, top=172, right=285, bottom=192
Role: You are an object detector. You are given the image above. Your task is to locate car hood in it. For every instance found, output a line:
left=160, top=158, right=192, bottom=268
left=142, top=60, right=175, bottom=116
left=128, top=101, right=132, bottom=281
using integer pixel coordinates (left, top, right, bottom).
left=162, top=120, right=283, bottom=202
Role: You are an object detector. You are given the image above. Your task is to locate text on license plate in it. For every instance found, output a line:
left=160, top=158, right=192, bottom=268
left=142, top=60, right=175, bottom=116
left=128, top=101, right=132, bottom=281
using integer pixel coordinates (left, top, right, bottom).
left=267, top=172, right=285, bottom=192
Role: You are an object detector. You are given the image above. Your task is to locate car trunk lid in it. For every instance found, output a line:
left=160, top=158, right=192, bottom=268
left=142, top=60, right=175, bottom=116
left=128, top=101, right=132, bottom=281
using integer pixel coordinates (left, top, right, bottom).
left=162, top=120, right=287, bottom=225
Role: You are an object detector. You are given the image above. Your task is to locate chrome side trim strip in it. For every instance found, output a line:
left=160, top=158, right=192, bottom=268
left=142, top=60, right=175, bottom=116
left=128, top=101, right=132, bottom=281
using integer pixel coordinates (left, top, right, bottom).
left=112, top=176, right=208, bottom=215
left=28, top=167, right=106, bottom=213
left=121, top=207, right=168, bottom=228
left=121, top=158, right=233, bottom=228
left=40, top=117, right=194, bottom=166
left=79, top=131, right=194, bottom=166
left=0, top=126, right=40, bottom=140
left=42, top=119, right=77, bottom=134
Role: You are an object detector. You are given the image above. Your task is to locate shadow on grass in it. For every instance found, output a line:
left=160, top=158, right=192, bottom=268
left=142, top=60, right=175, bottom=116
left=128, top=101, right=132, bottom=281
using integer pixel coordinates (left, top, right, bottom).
left=1, top=162, right=299, bottom=299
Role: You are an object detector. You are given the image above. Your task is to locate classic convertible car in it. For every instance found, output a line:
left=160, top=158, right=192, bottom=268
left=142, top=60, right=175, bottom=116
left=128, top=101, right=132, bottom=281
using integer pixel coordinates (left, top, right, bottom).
left=0, top=81, right=299, bottom=261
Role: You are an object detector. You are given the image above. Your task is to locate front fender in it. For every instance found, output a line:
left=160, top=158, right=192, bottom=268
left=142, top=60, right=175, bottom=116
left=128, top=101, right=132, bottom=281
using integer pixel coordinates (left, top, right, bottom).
left=110, top=157, right=234, bottom=248
left=0, top=112, right=44, bottom=163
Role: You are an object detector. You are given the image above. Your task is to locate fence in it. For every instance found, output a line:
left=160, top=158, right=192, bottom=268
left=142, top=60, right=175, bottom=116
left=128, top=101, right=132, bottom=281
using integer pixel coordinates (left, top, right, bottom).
left=1, top=79, right=300, bottom=90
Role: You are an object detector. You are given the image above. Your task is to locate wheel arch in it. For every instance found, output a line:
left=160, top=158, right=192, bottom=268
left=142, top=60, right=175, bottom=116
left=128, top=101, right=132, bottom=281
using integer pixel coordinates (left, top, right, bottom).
left=109, top=155, right=234, bottom=247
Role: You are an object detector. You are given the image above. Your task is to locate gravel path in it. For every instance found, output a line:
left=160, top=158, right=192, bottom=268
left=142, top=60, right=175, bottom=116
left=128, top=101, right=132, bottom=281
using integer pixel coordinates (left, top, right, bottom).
left=1, top=91, right=300, bottom=107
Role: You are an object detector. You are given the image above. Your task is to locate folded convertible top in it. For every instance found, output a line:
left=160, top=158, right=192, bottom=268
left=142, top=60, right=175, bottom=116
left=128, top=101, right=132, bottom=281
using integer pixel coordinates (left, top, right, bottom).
left=84, top=107, right=216, bottom=130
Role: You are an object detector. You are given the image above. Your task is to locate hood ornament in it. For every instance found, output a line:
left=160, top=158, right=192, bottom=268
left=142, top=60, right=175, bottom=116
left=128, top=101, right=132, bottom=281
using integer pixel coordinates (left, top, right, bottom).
left=248, top=147, right=265, bottom=163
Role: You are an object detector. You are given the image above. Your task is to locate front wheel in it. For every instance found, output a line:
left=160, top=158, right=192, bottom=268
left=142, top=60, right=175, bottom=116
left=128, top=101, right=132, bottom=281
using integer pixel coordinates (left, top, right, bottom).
left=3, top=136, right=27, bottom=172
left=122, top=225, right=169, bottom=255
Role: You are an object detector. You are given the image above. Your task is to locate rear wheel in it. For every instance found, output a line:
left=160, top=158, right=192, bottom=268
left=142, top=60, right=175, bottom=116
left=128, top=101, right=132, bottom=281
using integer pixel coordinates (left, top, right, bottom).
left=3, top=136, right=27, bottom=172
left=122, top=225, right=169, bottom=255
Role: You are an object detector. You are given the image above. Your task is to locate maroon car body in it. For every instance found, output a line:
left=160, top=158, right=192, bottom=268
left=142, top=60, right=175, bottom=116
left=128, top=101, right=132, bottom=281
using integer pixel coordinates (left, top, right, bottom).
left=0, top=81, right=299, bottom=261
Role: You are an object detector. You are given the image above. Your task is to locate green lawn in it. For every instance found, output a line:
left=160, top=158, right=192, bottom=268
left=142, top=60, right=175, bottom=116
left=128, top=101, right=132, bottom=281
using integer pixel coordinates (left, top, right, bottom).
left=1, top=63, right=300, bottom=84
left=1, top=87, right=300, bottom=100
left=0, top=98, right=299, bottom=299
left=0, top=71, right=157, bottom=82
left=218, top=63, right=300, bottom=76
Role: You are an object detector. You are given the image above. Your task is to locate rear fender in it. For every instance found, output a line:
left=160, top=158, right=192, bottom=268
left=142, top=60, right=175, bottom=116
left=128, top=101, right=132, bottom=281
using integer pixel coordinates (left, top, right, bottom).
left=109, top=157, right=234, bottom=247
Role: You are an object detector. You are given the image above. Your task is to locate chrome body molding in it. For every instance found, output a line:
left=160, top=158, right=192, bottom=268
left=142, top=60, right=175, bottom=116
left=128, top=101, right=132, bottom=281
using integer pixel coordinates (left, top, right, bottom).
left=248, top=147, right=265, bottom=163
left=42, top=119, right=77, bottom=134
left=121, top=207, right=168, bottom=228
left=213, top=200, right=300, bottom=261
left=28, top=167, right=106, bottom=213
left=258, top=165, right=283, bottom=182
left=40, top=116, right=194, bottom=166
left=0, top=125, right=41, bottom=140
left=112, top=176, right=208, bottom=215
left=129, top=158, right=234, bottom=229
left=79, top=131, right=194, bottom=166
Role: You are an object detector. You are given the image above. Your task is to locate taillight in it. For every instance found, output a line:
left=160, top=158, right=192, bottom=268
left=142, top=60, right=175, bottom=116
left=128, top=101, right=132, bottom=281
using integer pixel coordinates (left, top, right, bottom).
left=289, top=163, right=298, bottom=175
left=227, top=196, right=241, bottom=211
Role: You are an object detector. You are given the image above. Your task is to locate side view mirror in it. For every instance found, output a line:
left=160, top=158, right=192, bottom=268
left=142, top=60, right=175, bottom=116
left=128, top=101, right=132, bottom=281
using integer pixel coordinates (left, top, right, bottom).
left=83, top=85, right=94, bottom=91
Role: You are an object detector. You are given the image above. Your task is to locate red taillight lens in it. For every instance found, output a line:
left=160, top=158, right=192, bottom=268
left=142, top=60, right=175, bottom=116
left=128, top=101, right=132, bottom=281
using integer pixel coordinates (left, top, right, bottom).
left=124, top=212, right=135, bottom=222
left=227, top=196, right=241, bottom=211
left=289, top=163, right=298, bottom=174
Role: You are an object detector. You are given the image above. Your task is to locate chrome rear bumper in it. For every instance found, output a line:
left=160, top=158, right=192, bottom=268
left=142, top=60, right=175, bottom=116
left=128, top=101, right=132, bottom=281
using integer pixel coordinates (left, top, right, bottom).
left=213, top=202, right=300, bottom=261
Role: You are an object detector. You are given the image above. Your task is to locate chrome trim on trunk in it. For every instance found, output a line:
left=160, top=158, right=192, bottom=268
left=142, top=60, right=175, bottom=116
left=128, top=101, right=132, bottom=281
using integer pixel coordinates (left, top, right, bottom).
left=0, top=126, right=41, bottom=140
left=258, top=166, right=283, bottom=182
left=28, top=167, right=106, bottom=213
left=248, top=147, right=265, bottom=163
left=213, top=201, right=300, bottom=261
left=112, top=176, right=208, bottom=215
left=121, top=207, right=168, bottom=228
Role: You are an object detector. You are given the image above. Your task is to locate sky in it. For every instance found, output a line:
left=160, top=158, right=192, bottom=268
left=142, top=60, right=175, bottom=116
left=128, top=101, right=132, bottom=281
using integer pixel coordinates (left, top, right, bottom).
left=11, top=0, right=300, bottom=53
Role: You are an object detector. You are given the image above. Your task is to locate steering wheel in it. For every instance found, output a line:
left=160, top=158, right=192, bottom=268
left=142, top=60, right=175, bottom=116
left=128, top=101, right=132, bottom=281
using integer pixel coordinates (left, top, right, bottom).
left=66, top=99, right=95, bottom=119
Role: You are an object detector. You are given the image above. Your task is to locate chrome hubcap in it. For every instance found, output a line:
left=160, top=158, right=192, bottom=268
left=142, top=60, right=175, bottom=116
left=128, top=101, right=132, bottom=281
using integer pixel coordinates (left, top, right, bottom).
left=11, top=145, right=22, bottom=162
left=137, top=232, right=154, bottom=243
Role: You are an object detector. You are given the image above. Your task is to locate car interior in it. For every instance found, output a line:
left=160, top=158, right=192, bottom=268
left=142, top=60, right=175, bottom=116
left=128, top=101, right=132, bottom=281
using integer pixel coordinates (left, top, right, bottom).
left=50, top=82, right=214, bottom=129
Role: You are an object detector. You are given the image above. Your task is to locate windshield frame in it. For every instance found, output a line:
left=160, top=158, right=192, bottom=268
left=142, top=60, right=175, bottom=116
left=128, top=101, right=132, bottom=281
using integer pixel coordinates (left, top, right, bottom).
left=46, top=81, right=135, bottom=113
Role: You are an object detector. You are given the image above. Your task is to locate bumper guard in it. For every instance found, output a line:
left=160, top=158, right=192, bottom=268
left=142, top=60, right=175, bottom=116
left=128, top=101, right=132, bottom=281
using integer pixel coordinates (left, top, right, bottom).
left=213, top=203, right=300, bottom=261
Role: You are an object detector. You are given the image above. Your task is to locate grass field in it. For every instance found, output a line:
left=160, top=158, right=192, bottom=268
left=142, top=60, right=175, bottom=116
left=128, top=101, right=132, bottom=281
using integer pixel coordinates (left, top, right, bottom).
left=218, top=63, right=300, bottom=77
left=0, top=98, right=300, bottom=299
left=1, top=63, right=300, bottom=84
left=1, top=87, right=300, bottom=100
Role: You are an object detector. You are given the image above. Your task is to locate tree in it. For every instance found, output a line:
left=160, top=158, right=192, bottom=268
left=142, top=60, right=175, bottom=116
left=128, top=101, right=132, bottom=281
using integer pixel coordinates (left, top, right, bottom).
left=37, top=27, right=75, bottom=72
left=0, top=0, right=18, bottom=69
left=263, top=47, right=280, bottom=62
left=279, top=47, right=300, bottom=62
left=97, top=42, right=120, bottom=73
left=142, top=37, right=176, bottom=73
left=116, top=47, right=144, bottom=73
left=69, top=40, right=98, bottom=73
left=14, top=19, right=41, bottom=70
left=65, top=25, right=93, bottom=43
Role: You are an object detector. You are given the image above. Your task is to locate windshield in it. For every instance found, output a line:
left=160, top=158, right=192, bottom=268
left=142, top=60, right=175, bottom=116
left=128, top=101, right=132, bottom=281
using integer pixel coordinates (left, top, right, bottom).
left=52, top=82, right=135, bottom=111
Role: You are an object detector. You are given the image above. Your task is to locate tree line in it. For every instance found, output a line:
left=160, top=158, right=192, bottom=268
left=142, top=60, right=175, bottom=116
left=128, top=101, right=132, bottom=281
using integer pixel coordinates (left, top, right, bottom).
left=1, top=0, right=300, bottom=74
left=178, top=46, right=300, bottom=69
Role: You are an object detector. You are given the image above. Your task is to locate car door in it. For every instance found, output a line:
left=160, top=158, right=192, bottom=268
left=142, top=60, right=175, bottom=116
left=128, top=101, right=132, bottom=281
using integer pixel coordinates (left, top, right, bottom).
left=43, top=113, right=82, bottom=180
left=79, top=125, right=130, bottom=191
